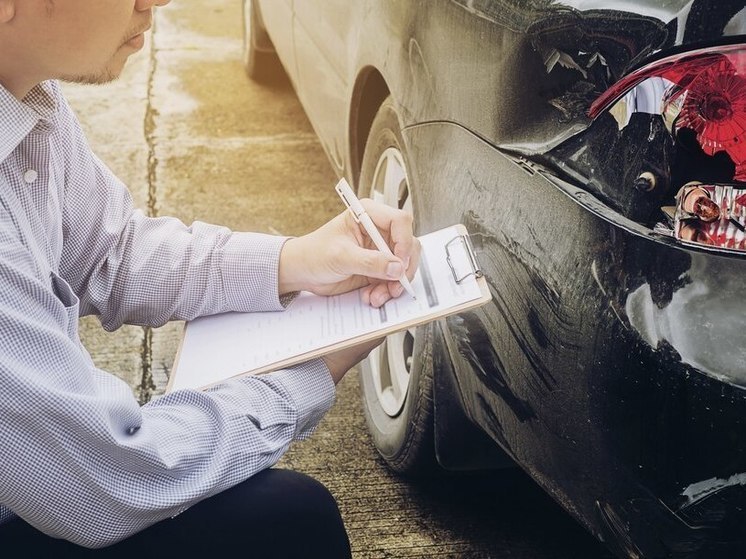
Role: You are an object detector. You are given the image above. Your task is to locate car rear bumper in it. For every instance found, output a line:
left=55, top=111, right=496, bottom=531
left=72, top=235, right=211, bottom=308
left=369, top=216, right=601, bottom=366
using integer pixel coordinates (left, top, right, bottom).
left=403, top=120, right=746, bottom=557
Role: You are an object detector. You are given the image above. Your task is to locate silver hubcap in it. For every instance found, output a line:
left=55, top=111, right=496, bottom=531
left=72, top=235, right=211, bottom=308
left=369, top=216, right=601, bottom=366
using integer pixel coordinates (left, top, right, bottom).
left=366, top=147, right=415, bottom=417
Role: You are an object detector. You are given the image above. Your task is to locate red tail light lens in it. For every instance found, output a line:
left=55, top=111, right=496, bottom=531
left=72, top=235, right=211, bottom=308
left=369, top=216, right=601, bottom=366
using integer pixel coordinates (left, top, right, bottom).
left=589, top=45, right=746, bottom=180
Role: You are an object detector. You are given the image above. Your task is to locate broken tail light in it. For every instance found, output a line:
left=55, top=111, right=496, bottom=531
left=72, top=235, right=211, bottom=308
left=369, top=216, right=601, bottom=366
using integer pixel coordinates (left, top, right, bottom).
left=589, top=44, right=746, bottom=252
left=673, top=182, right=746, bottom=252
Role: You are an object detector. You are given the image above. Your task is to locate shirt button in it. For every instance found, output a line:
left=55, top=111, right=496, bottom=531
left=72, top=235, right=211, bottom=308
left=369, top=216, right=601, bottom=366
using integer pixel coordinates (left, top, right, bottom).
left=23, top=169, right=38, bottom=184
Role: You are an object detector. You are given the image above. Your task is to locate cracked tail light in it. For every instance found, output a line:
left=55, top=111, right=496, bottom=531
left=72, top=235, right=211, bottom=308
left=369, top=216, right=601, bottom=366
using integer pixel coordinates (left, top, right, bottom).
left=590, top=45, right=746, bottom=179
left=589, top=45, right=746, bottom=252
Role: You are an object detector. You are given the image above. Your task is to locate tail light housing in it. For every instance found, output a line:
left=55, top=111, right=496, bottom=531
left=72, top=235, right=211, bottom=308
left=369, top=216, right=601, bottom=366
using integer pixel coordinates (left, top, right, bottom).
left=549, top=45, right=746, bottom=253
left=590, top=45, right=746, bottom=181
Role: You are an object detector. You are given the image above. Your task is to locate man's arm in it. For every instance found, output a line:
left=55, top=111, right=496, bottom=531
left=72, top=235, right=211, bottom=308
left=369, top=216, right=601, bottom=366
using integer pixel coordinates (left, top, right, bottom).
left=56, top=94, right=288, bottom=329
left=0, top=222, right=335, bottom=548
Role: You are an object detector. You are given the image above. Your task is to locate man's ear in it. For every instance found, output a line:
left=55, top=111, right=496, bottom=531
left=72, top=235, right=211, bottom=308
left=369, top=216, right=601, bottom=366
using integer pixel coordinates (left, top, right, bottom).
left=0, top=0, right=15, bottom=24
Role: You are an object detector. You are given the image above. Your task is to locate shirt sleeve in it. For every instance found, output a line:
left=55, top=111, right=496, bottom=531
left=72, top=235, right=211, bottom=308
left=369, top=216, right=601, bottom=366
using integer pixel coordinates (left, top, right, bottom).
left=0, top=219, right=335, bottom=548
left=56, top=95, right=288, bottom=330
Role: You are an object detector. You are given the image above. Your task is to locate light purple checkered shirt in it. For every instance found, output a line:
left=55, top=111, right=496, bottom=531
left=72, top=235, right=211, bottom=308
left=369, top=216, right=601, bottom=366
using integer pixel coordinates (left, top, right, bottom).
left=0, top=81, right=335, bottom=548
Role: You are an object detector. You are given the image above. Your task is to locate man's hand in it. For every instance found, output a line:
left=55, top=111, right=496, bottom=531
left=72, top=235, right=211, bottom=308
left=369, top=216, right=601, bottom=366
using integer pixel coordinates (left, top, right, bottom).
left=279, top=198, right=420, bottom=308
left=322, top=337, right=384, bottom=385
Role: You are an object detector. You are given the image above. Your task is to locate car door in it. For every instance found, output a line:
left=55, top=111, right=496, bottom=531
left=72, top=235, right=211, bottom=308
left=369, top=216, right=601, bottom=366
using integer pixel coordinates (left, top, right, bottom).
left=292, top=0, right=355, bottom=175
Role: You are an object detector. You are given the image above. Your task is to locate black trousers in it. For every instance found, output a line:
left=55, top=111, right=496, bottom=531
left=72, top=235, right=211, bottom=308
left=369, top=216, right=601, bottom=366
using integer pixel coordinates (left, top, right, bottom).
left=0, top=468, right=352, bottom=559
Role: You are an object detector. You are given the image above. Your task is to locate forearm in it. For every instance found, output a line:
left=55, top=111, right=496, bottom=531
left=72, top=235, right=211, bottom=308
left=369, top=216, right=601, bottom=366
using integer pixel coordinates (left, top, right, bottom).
left=58, top=109, right=290, bottom=327
left=65, top=210, right=290, bottom=329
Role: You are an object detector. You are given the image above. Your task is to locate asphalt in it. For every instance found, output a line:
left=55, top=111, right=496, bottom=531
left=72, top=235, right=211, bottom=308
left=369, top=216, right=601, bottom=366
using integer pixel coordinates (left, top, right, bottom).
left=66, top=1, right=613, bottom=557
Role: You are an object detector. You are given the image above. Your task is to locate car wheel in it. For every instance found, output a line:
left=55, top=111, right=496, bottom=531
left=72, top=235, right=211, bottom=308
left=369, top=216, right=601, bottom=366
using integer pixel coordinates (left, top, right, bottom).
left=241, top=0, right=280, bottom=82
left=358, top=96, right=437, bottom=475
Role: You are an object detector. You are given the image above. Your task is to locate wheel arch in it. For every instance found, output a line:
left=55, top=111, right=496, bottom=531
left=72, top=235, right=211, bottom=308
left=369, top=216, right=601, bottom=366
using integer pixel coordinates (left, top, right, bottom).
left=348, top=67, right=390, bottom=189
left=352, top=79, right=514, bottom=472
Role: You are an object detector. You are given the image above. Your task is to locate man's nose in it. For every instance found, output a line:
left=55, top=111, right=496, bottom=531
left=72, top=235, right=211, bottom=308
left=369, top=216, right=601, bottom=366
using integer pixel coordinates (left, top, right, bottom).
left=135, top=0, right=171, bottom=11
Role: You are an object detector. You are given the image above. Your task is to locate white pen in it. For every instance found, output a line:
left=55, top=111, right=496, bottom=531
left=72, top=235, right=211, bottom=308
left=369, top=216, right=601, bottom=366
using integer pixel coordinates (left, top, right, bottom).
left=335, top=178, right=417, bottom=299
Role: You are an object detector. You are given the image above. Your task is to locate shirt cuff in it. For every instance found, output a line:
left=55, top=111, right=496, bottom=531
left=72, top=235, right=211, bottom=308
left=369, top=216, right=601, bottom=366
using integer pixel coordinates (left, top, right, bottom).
left=267, top=359, right=336, bottom=440
left=220, top=232, right=290, bottom=312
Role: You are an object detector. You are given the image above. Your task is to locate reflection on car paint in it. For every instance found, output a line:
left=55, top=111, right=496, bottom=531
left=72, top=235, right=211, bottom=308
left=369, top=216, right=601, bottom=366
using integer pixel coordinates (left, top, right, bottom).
left=682, top=472, right=746, bottom=506
left=625, top=254, right=746, bottom=384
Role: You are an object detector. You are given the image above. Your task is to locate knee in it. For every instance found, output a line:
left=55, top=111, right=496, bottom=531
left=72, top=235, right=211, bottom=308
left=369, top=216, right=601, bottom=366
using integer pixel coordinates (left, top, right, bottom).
left=249, top=469, right=351, bottom=558
left=259, top=469, right=343, bottom=523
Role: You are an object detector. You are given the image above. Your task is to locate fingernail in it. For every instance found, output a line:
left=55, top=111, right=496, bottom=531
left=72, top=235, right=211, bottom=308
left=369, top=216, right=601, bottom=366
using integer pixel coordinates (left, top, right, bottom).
left=386, top=262, right=403, bottom=279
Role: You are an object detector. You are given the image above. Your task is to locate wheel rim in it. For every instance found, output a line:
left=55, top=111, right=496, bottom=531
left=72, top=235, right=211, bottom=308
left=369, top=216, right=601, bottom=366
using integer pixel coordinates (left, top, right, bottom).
left=366, top=146, right=416, bottom=417
left=241, top=0, right=252, bottom=67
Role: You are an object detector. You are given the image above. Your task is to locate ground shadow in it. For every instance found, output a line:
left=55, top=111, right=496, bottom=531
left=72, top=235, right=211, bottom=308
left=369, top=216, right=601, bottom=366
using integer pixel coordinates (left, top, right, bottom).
left=402, top=466, right=615, bottom=558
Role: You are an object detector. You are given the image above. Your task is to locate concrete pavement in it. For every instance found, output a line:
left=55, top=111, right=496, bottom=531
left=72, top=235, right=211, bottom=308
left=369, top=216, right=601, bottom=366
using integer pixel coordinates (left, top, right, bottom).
left=65, top=1, right=611, bottom=557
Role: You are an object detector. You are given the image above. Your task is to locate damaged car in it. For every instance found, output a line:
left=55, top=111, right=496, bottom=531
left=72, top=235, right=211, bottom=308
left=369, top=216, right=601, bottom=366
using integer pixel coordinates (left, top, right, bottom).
left=242, top=0, right=746, bottom=557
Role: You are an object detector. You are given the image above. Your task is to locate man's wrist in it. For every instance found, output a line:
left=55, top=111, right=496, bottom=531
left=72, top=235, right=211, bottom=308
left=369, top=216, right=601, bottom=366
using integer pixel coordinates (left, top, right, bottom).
left=278, top=236, right=306, bottom=295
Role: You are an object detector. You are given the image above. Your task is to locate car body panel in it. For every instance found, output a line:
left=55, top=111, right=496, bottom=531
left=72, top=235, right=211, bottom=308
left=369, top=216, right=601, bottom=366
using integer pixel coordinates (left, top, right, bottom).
left=292, top=0, right=353, bottom=170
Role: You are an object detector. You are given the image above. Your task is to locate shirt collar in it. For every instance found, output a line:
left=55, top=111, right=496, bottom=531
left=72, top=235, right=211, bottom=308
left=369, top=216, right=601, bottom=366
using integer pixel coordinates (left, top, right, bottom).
left=0, top=81, right=60, bottom=163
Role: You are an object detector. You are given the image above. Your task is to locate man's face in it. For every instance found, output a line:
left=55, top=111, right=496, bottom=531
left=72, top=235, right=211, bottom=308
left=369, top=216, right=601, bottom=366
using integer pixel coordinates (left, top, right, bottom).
left=0, top=0, right=170, bottom=96
left=39, top=0, right=155, bottom=85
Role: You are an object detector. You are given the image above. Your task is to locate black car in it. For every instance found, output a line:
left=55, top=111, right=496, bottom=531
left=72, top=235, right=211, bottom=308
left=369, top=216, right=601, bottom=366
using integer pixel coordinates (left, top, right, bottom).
left=242, top=1, right=746, bottom=557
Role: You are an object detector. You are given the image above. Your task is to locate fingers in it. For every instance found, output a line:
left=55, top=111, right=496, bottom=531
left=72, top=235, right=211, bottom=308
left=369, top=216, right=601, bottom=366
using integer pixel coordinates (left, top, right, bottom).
left=364, top=281, right=407, bottom=308
left=295, top=196, right=417, bottom=302
left=361, top=282, right=398, bottom=308
left=342, top=244, right=405, bottom=282
left=360, top=198, right=417, bottom=263
left=350, top=199, right=419, bottom=308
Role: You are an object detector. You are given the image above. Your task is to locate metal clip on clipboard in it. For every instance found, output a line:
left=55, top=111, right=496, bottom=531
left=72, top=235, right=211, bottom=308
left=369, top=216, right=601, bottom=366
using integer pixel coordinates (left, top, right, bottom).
left=445, top=234, right=483, bottom=284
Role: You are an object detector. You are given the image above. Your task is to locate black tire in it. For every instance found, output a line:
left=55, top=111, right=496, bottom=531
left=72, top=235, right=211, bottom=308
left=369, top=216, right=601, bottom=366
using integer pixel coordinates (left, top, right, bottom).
left=241, top=0, right=282, bottom=83
left=358, top=96, right=437, bottom=475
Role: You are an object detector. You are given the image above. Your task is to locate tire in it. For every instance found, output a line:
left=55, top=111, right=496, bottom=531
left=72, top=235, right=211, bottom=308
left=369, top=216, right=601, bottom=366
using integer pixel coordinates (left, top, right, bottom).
left=241, top=0, right=281, bottom=83
left=358, top=96, right=437, bottom=475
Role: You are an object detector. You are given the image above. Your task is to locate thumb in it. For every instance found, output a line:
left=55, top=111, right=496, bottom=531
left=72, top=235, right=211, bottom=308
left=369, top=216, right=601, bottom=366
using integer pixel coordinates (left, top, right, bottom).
left=349, top=246, right=404, bottom=281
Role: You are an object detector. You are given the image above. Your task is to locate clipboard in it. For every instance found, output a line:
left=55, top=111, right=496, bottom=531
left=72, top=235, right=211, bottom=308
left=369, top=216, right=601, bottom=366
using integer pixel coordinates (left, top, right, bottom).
left=167, top=224, right=491, bottom=392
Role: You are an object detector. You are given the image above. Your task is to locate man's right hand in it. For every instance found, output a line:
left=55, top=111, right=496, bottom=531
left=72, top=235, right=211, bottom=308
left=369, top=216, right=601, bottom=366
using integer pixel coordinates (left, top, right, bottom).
left=278, top=198, right=420, bottom=308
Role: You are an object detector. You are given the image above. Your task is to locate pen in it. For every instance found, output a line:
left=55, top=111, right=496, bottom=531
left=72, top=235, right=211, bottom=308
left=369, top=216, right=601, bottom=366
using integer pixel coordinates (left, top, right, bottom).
left=335, top=178, right=417, bottom=299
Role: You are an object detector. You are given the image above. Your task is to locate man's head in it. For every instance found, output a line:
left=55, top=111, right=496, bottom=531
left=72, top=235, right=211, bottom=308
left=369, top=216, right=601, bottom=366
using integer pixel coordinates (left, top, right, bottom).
left=0, top=0, right=170, bottom=99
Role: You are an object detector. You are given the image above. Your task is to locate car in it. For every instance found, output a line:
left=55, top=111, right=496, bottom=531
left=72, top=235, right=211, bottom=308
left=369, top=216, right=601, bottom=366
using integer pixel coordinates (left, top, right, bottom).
left=241, top=1, right=746, bottom=557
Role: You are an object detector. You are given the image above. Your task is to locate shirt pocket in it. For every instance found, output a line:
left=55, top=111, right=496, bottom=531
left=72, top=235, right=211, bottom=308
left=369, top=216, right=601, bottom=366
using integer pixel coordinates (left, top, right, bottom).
left=50, top=271, right=80, bottom=339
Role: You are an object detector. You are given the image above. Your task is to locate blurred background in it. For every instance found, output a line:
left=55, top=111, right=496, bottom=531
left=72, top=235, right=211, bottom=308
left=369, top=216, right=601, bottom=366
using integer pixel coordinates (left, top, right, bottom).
left=64, top=1, right=610, bottom=557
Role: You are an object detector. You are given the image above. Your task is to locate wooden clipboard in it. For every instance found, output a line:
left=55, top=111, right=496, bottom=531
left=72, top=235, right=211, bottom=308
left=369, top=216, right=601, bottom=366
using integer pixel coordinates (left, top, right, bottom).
left=167, top=223, right=491, bottom=392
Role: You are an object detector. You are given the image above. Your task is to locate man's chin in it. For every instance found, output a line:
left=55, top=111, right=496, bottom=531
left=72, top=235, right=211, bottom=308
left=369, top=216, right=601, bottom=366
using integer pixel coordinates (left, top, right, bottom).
left=60, top=56, right=128, bottom=86
left=61, top=70, right=121, bottom=86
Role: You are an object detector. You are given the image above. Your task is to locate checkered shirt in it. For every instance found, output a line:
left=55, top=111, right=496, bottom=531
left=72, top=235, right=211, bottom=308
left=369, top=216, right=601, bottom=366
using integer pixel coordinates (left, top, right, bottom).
left=0, top=81, right=335, bottom=548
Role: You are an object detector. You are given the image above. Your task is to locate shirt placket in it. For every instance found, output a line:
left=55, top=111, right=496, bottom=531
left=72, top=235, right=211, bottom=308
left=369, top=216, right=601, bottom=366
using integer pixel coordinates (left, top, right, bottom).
left=21, top=120, right=59, bottom=272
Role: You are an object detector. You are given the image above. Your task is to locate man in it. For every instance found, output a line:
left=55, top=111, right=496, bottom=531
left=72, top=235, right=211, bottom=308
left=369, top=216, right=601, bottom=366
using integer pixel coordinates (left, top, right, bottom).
left=0, top=0, right=420, bottom=556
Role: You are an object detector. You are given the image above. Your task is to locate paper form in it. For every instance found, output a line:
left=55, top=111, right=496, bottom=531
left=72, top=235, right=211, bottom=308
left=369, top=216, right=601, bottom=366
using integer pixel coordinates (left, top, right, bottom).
left=169, top=225, right=486, bottom=391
